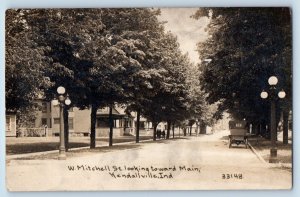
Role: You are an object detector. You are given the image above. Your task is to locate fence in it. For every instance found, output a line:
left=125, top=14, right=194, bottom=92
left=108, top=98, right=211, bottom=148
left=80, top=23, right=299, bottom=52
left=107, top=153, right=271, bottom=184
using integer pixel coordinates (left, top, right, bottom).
left=17, top=127, right=53, bottom=137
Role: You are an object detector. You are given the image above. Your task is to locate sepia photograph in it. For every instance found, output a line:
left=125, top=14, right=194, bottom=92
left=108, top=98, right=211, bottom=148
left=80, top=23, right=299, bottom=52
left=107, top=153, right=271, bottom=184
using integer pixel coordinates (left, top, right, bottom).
left=5, top=7, right=292, bottom=191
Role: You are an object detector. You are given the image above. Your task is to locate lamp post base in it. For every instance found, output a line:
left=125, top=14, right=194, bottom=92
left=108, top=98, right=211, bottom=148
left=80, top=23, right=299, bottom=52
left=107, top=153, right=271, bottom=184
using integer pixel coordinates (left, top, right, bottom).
left=269, top=148, right=278, bottom=163
left=58, top=149, right=66, bottom=160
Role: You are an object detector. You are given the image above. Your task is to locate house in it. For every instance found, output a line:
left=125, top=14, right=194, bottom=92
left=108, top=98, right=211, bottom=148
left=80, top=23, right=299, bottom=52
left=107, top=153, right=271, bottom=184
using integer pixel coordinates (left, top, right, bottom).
left=33, top=101, right=144, bottom=137
left=6, top=111, right=17, bottom=137
left=16, top=99, right=184, bottom=138
left=131, top=112, right=155, bottom=136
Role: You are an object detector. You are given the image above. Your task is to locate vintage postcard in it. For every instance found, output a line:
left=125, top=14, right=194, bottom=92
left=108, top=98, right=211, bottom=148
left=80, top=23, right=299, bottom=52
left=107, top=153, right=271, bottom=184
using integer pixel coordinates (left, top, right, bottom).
left=5, top=8, right=292, bottom=191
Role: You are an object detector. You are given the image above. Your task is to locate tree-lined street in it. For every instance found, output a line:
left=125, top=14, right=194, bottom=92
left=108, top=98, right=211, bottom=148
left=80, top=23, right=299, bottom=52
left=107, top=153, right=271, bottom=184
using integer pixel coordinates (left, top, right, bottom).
left=6, top=9, right=217, bottom=147
left=6, top=130, right=291, bottom=191
left=6, top=8, right=292, bottom=146
left=5, top=8, right=292, bottom=190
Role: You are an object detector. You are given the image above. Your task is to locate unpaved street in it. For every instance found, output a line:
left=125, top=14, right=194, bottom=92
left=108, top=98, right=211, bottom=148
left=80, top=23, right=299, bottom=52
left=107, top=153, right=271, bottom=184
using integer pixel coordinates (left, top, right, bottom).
left=6, top=130, right=292, bottom=191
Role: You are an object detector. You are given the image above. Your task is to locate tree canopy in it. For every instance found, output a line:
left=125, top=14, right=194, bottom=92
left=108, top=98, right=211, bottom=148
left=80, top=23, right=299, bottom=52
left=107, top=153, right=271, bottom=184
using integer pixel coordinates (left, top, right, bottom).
left=193, top=8, right=292, bottom=128
left=6, top=8, right=212, bottom=144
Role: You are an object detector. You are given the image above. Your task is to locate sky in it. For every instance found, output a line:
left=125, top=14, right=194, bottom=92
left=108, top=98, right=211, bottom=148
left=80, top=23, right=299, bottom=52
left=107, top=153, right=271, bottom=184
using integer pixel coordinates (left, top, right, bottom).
left=158, top=8, right=210, bottom=64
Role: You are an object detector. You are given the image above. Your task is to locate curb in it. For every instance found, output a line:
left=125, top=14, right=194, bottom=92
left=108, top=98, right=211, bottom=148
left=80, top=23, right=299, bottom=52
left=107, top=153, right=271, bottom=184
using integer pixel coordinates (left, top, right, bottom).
left=6, top=138, right=154, bottom=160
left=248, top=141, right=292, bottom=169
left=248, top=141, right=268, bottom=165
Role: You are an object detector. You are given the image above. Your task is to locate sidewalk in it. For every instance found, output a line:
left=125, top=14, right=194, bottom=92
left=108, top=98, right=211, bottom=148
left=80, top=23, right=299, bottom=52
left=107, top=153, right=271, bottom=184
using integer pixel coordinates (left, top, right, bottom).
left=204, top=129, right=292, bottom=170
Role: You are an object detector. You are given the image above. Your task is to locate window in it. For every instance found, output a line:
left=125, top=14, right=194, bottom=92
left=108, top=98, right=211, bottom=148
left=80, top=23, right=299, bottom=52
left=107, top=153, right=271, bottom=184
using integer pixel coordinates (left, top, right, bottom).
left=97, top=118, right=117, bottom=128
left=129, top=120, right=132, bottom=127
left=54, top=118, right=60, bottom=124
left=236, top=123, right=242, bottom=128
left=124, top=120, right=133, bottom=128
left=6, top=116, right=11, bottom=131
left=120, top=119, right=123, bottom=127
left=68, top=118, right=74, bottom=130
left=41, top=118, right=47, bottom=126
left=53, top=105, right=60, bottom=111
left=42, top=102, right=47, bottom=113
left=97, top=119, right=110, bottom=128
left=139, top=121, right=145, bottom=129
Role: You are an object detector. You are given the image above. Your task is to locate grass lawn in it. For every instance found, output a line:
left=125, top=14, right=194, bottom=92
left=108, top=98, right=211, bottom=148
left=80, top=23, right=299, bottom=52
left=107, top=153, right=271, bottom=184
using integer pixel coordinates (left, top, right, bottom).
left=8, top=137, right=187, bottom=160
left=6, top=142, right=89, bottom=155
left=6, top=135, right=153, bottom=155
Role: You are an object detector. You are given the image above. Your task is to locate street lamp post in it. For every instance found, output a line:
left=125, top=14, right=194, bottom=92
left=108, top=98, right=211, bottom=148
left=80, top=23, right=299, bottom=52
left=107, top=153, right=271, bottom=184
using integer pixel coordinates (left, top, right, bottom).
left=196, top=119, right=200, bottom=137
left=260, top=76, right=286, bottom=163
left=52, top=86, right=71, bottom=160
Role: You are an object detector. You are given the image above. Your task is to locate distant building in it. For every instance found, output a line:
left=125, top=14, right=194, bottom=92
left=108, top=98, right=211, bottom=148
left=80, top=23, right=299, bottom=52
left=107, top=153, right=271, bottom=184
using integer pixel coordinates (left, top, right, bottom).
left=213, top=112, right=231, bottom=130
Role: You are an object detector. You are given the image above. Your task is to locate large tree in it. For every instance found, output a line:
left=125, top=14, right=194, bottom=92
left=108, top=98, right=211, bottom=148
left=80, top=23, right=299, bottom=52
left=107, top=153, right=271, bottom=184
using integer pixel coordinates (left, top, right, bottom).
left=193, top=8, right=292, bottom=138
left=15, top=9, right=110, bottom=148
left=101, top=8, right=166, bottom=144
left=185, top=64, right=218, bottom=134
left=140, top=32, right=191, bottom=140
left=6, top=9, right=143, bottom=147
left=6, top=8, right=192, bottom=146
left=6, top=9, right=53, bottom=112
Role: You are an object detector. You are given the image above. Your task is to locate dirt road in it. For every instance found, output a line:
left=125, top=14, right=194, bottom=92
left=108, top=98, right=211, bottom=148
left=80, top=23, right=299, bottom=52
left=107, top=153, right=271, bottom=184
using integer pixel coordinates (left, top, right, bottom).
left=6, top=130, right=292, bottom=191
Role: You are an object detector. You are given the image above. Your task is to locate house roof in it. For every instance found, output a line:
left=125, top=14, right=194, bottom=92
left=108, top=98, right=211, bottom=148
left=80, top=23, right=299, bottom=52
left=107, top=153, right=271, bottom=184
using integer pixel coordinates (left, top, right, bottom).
left=96, top=106, right=134, bottom=119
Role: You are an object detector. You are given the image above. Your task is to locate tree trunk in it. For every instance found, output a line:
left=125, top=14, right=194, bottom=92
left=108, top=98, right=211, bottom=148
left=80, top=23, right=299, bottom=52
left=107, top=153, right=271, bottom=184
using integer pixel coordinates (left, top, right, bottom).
left=153, top=122, right=157, bottom=141
left=251, top=122, right=255, bottom=134
left=63, top=107, right=69, bottom=152
left=283, top=109, right=289, bottom=144
left=266, top=122, right=271, bottom=139
left=256, top=123, right=261, bottom=135
left=260, top=120, right=266, bottom=137
left=190, top=125, right=192, bottom=136
left=166, top=121, right=171, bottom=139
left=200, top=122, right=207, bottom=134
left=253, top=123, right=259, bottom=135
left=136, top=109, right=140, bottom=143
left=109, top=105, right=113, bottom=147
left=172, top=123, right=175, bottom=138
left=261, top=121, right=268, bottom=138
left=183, top=127, right=186, bottom=136
left=259, top=123, right=263, bottom=136
left=90, top=104, right=97, bottom=149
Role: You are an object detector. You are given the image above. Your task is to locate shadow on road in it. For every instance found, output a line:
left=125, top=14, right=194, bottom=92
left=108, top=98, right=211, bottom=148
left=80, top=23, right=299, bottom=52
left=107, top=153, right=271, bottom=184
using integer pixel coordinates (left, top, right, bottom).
left=228, top=145, right=248, bottom=149
left=219, top=135, right=229, bottom=140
